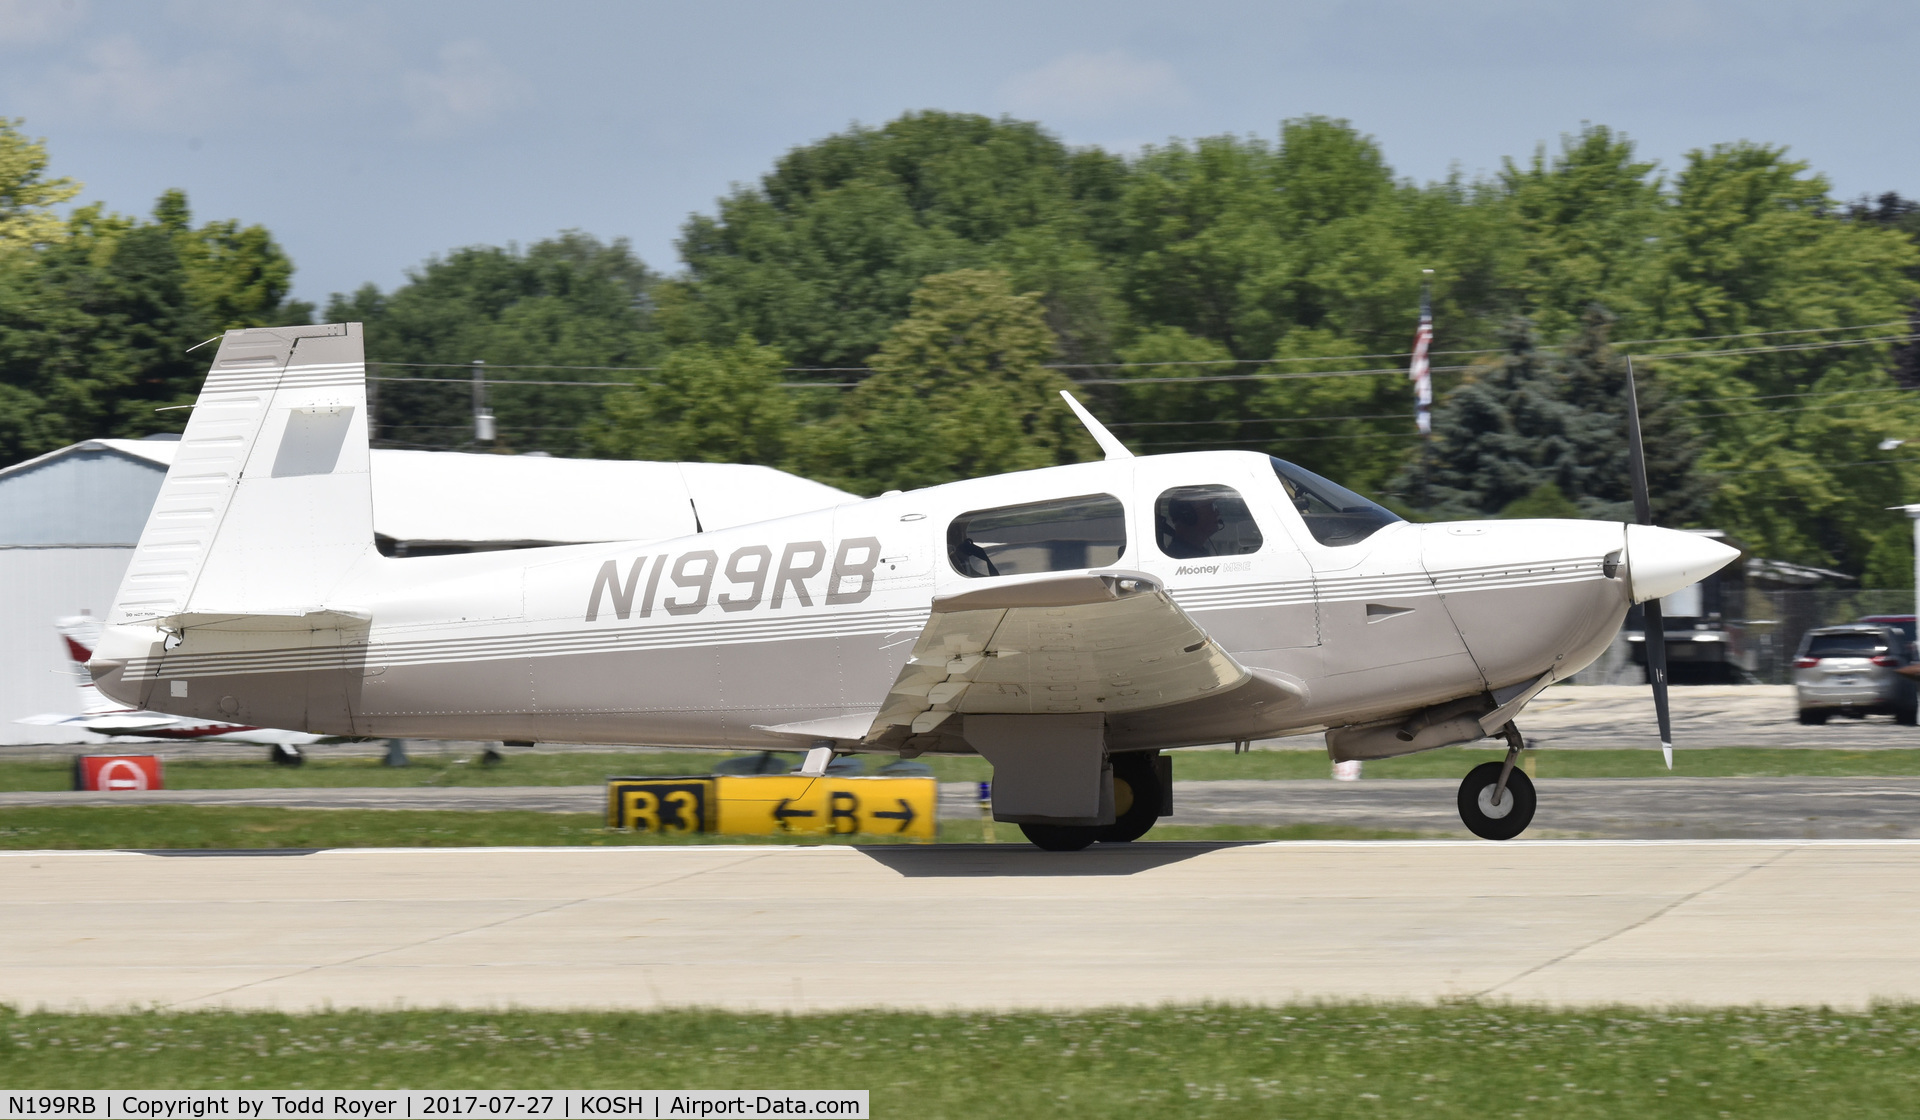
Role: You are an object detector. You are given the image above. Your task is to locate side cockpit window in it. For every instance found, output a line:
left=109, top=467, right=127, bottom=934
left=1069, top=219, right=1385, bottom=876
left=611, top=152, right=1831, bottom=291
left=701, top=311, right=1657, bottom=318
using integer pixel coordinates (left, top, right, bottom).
left=1269, top=457, right=1402, bottom=547
left=1155, top=485, right=1264, bottom=559
left=948, top=494, right=1127, bottom=578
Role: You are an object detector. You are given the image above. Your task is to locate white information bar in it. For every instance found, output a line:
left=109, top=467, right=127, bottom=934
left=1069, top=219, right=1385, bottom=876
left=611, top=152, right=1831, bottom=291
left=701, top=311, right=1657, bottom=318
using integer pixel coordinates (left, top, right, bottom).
left=0, top=1093, right=868, bottom=1120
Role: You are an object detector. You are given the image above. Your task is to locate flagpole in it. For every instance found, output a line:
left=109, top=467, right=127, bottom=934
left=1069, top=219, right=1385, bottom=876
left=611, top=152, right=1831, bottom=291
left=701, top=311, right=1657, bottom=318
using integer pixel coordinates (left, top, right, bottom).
left=1411, top=269, right=1435, bottom=438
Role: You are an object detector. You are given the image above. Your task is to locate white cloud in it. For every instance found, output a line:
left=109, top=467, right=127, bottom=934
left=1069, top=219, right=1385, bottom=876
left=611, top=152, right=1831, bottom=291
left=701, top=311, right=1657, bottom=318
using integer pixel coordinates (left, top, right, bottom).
left=1000, top=49, right=1190, bottom=121
left=44, top=35, right=238, bottom=130
left=0, top=0, right=86, bottom=47
left=403, top=39, right=526, bottom=137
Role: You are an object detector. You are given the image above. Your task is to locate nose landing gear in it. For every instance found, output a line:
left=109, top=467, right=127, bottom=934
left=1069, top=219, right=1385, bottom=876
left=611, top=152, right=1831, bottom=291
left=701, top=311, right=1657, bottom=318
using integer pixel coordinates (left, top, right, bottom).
left=1457, top=724, right=1536, bottom=841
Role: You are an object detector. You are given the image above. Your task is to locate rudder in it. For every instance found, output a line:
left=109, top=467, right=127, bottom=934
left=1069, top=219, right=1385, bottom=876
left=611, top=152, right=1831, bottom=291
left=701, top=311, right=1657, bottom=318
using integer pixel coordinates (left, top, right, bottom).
left=108, top=323, right=374, bottom=625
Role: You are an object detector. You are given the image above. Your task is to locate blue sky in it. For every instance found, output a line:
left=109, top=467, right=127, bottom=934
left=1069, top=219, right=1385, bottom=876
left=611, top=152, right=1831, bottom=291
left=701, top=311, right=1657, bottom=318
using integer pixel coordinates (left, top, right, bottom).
left=4, top=0, right=1914, bottom=307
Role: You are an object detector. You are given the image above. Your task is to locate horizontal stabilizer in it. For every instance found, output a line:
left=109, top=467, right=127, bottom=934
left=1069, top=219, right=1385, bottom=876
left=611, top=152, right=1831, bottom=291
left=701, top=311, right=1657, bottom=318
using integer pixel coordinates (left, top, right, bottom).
left=15, top=712, right=88, bottom=727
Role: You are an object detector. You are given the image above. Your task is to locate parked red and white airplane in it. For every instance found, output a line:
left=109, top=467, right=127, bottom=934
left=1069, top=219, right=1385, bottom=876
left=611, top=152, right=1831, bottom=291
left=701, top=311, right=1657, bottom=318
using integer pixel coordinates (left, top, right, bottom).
left=19, top=613, right=325, bottom=763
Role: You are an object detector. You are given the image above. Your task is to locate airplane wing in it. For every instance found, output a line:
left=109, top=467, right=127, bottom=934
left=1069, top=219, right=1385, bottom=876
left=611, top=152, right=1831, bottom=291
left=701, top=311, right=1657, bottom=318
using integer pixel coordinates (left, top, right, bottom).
left=868, top=570, right=1249, bottom=741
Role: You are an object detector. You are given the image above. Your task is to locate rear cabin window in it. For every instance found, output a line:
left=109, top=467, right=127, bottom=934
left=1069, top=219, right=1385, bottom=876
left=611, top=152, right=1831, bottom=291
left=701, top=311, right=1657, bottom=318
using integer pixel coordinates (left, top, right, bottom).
left=1269, top=457, right=1403, bottom=547
left=1804, top=633, right=1888, bottom=659
left=948, top=494, right=1127, bottom=578
left=1155, top=485, right=1264, bottom=559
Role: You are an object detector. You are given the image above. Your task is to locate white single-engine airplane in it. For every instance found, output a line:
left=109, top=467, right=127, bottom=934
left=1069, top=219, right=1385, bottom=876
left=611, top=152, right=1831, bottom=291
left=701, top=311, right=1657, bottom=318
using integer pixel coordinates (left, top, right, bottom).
left=89, top=324, right=1735, bottom=848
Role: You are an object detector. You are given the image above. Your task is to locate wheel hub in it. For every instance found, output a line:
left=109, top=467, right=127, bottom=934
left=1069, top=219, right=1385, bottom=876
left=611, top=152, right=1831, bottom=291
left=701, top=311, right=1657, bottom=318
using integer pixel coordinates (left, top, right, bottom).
left=1475, top=783, right=1515, bottom=819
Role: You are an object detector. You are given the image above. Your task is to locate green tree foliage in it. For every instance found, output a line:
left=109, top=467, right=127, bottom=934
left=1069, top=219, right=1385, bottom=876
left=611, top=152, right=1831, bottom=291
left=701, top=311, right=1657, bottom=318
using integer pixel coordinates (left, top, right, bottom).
left=1392, top=310, right=1707, bottom=523
left=1636, top=145, right=1920, bottom=572
left=796, top=269, right=1092, bottom=492
left=327, top=233, right=658, bottom=454
left=0, top=179, right=306, bottom=464
left=1551, top=306, right=1706, bottom=525
left=1499, top=125, right=1665, bottom=340
left=0, top=118, right=80, bottom=249
left=666, top=112, right=1125, bottom=367
left=1393, top=322, right=1582, bottom=518
left=653, top=116, right=1918, bottom=574
left=1499, top=481, right=1582, bottom=520
left=585, top=337, right=793, bottom=465
left=1113, top=118, right=1495, bottom=360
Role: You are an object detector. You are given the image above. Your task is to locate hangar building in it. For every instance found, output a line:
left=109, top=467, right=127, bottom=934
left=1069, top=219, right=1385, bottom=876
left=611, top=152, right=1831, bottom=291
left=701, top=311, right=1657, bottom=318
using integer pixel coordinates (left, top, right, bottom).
left=0, top=438, right=853, bottom=743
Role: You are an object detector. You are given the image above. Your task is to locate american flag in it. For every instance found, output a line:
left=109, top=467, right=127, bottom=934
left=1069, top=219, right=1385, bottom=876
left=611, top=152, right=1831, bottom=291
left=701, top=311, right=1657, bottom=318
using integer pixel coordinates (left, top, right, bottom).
left=1409, top=284, right=1433, bottom=435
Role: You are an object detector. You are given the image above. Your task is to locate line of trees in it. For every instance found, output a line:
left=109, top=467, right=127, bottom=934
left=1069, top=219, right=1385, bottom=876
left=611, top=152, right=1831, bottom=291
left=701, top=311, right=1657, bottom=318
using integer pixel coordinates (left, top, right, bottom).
left=4, top=113, right=1918, bottom=581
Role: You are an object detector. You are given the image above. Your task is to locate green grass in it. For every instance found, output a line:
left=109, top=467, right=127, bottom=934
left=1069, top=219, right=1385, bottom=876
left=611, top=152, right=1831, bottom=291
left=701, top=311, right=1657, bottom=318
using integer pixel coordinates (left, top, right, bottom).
left=0, top=750, right=804, bottom=793
left=1326, top=746, right=1920, bottom=781
left=2, top=1004, right=1916, bottom=1117
left=0, top=806, right=1422, bottom=850
left=1165, top=745, right=1920, bottom=780
left=8, top=745, right=1920, bottom=794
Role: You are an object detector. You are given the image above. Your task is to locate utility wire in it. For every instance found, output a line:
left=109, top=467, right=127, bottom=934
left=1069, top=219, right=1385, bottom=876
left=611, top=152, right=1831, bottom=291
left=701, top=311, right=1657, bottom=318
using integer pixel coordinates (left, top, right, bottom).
left=1711, top=455, right=1920, bottom=476
left=359, top=319, right=1917, bottom=383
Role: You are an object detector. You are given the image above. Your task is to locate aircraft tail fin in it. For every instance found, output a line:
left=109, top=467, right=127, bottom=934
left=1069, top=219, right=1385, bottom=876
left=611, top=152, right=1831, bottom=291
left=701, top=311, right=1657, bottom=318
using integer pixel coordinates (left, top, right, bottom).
left=106, top=323, right=375, bottom=628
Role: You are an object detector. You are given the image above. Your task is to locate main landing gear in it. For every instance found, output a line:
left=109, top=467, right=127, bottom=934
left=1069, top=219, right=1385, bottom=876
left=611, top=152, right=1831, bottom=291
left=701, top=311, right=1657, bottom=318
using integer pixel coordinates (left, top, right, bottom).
left=267, top=743, right=304, bottom=767
left=1456, top=724, right=1536, bottom=841
left=1019, top=752, right=1167, bottom=851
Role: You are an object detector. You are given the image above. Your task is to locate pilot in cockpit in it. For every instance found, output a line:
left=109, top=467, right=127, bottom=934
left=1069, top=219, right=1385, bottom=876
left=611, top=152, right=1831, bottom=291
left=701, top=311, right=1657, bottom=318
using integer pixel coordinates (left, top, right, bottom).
left=1161, top=496, right=1225, bottom=559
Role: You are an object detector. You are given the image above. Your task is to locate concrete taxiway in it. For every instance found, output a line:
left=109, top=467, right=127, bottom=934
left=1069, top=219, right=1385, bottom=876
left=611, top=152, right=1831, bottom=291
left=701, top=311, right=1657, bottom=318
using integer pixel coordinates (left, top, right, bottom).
left=8, top=776, right=1918, bottom=839
left=5, top=840, right=1918, bottom=1013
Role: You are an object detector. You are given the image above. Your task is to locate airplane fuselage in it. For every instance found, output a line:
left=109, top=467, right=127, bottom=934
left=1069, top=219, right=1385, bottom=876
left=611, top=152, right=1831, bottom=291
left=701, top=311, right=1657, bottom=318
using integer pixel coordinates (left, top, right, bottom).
left=94, top=451, right=1636, bottom=757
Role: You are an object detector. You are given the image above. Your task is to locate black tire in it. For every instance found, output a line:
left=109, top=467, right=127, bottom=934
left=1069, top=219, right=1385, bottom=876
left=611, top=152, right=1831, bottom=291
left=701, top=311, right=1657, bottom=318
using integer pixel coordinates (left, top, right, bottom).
left=1457, top=761, right=1536, bottom=841
left=1797, top=708, right=1829, bottom=726
left=268, top=744, right=304, bottom=767
left=1098, top=753, right=1163, bottom=843
left=1020, top=823, right=1101, bottom=851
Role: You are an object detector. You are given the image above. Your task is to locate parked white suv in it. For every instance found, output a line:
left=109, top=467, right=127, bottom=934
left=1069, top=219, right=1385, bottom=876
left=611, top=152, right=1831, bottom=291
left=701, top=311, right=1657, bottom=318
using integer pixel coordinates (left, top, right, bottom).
left=1793, top=624, right=1918, bottom=725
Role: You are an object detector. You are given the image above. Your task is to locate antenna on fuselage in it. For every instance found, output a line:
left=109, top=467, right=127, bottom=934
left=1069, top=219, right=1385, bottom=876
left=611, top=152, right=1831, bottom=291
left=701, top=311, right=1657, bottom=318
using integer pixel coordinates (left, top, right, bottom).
left=1059, top=391, right=1134, bottom=461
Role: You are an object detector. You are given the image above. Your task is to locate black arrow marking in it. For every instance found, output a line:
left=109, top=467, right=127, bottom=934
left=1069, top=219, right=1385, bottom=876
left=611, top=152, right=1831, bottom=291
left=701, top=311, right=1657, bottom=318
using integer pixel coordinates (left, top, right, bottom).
left=773, top=799, right=816, bottom=829
left=872, top=798, right=917, bottom=832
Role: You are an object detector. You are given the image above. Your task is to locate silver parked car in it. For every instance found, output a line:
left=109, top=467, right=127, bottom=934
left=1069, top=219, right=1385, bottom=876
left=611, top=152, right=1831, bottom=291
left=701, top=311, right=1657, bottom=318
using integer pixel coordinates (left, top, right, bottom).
left=1793, top=624, right=1918, bottom=725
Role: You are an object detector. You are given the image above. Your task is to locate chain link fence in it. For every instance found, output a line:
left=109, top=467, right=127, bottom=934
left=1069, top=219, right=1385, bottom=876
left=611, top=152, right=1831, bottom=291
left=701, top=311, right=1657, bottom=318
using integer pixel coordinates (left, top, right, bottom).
left=1734, top=588, right=1915, bottom=684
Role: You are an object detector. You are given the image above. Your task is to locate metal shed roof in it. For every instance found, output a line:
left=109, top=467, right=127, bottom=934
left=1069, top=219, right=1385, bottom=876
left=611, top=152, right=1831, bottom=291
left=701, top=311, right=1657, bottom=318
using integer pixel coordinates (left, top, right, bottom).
left=0, top=439, right=857, bottom=548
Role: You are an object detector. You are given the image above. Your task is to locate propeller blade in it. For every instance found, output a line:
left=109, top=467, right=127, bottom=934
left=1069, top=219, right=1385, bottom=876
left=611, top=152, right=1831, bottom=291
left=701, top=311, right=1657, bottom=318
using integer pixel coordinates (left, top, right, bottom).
left=1625, top=357, right=1674, bottom=770
left=1624, top=357, right=1653, bottom=526
left=1644, top=597, right=1674, bottom=769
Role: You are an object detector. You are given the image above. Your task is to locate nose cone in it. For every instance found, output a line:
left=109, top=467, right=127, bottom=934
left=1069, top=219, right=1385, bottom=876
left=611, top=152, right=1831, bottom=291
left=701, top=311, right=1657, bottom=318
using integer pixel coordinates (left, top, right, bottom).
left=1626, top=525, right=1738, bottom=604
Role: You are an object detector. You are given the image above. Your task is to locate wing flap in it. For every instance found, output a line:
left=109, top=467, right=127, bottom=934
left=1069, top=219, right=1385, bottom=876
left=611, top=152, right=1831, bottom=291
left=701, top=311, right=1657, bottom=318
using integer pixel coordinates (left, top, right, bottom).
left=867, top=570, right=1248, bottom=741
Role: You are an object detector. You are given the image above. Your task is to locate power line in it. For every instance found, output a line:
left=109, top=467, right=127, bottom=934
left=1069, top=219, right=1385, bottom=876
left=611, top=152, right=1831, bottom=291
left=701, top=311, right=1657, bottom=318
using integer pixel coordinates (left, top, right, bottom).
left=1634, top=332, right=1918, bottom=362
left=1080, top=331, right=1918, bottom=386
left=1712, top=455, right=1920, bottom=477
left=357, top=318, right=1916, bottom=383
left=1110, top=410, right=1414, bottom=429
left=1134, top=432, right=1427, bottom=448
left=1103, top=380, right=1920, bottom=436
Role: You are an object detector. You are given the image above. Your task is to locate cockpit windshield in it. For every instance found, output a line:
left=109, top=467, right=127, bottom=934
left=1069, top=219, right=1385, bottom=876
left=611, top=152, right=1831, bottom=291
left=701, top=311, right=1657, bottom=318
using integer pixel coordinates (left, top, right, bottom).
left=1269, top=457, right=1403, bottom=547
